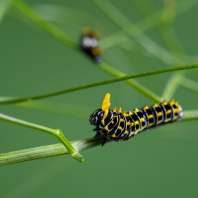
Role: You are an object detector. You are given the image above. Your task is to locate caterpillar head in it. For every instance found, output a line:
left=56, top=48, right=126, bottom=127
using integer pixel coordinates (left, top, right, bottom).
left=89, top=109, right=104, bottom=126
left=89, top=93, right=111, bottom=126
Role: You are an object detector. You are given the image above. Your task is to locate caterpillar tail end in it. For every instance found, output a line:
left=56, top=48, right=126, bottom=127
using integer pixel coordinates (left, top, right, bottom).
left=177, top=105, right=183, bottom=121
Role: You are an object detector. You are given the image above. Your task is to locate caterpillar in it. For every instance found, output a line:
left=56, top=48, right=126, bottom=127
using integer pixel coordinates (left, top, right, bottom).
left=89, top=93, right=183, bottom=146
left=79, top=28, right=102, bottom=63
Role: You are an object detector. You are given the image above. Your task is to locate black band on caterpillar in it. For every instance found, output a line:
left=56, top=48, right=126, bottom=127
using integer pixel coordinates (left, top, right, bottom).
left=89, top=93, right=183, bottom=146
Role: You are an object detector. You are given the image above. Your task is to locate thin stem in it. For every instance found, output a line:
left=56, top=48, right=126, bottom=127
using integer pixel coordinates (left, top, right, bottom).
left=182, top=110, right=198, bottom=121
left=180, top=77, right=198, bottom=93
left=158, top=2, right=187, bottom=100
left=0, top=137, right=103, bottom=166
left=0, top=64, right=198, bottom=104
left=161, top=72, right=184, bottom=100
left=8, top=0, right=77, bottom=49
left=99, top=62, right=161, bottom=102
left=1, top=109, right=197, bottom=166
left=0, top=113, right=84, bottom=162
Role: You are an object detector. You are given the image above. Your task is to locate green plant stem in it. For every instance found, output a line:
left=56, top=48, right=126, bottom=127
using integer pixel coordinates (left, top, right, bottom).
left=1, top=109, right=197, bottom=166
left=0, top=137, right=103, bottom=166
left=180, top=77, right=198, bottom=93
left=158, top=3, right=187, bottom=100
left=161, top=72, right=184, bottom=100
left=182, top=110, right=198, bottom=121
left=99, top=62, right=161, bottom=102
left=8, top=0, right=77, bottom=49
left=0, top=113, right=84, bottom=162
left=0, top=64, right=198, bottom=104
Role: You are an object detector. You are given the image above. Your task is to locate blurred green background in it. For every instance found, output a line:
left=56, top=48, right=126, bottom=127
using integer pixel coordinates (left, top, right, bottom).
left=1, top=0, right=198, bottom=197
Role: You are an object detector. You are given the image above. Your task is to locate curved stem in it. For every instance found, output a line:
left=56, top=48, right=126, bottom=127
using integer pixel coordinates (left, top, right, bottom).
left=161, top=72, right=184, bottom=100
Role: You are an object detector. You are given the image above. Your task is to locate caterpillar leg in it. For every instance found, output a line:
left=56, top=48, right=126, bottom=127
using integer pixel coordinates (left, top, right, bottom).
left=102, top=138, right=107, bottom=147
left=93, top=132, right=108, bottom=146
left=94, top=132, right=101, bottom=138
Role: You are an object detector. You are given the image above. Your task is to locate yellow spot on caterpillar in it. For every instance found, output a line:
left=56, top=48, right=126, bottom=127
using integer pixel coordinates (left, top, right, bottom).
left=127, top=122, right=131, bottom=125
left=134, top=108, right=139, bottom=113
left=129, top=111, right=133, bottom=116
left=123, top=111, right=128, bottom=116
left=111, top=121, right=114, bottom=124
left=157, top=120, right=163, bottom=124
left=113, top=107, right=116, bottom=112
left=140, top=117, right=145, bottom=122
left=178, top=108, right=182, bottom=113
left=148, top=114, right=153, bottom=119
left=153, top=103, right=158, bottom=108
left=104, top=126, right=108, bottom=131
left=135, top=121, right=139, bottom=125
left=124, top=130, right=128, bottom=134
left=130, top=132, right=134, bottom=136
left=120, top=118, right=125, bottom=122
left=118, top=108, right=122, bottom=113
left=162, top=101, right=168, bottom=105
left=166, top=110, right=172, bottom=114
left=111, top=134, right=116, bottom=138
left=170, top=99, right=175, bottom=104
left=157, top=112, right=162, bottom=116
left=118, top=126, right=122, bottom=130
left=144, top=105, right=149, bottom=110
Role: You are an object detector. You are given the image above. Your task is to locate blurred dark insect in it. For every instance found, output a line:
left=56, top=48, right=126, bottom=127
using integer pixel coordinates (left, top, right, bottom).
left=79, top=28, right=103, bottom=63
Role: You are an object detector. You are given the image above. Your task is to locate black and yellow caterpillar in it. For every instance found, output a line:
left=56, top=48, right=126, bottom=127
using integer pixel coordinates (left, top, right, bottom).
left=89, top=93, right=183, bottom=146
left=79, top=28, right=102, bottom=63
